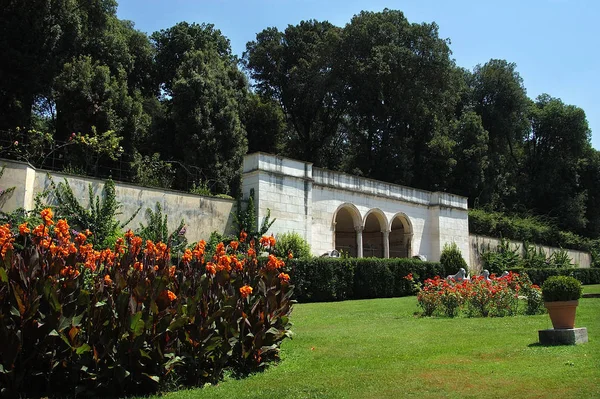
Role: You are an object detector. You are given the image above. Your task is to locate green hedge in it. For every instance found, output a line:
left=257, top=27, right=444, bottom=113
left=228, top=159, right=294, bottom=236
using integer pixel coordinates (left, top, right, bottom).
left=288, top=258, right=448, bottom=302
left=507, top=267, right=600, bottom=286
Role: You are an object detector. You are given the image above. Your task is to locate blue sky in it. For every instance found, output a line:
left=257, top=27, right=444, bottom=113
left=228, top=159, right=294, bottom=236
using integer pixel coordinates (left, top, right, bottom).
left=117, top=0, right=599, bottom=149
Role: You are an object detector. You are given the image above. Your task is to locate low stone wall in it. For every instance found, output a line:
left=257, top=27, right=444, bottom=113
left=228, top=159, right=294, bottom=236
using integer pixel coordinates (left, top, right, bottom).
left=469, top=234, right=592, bottom=273
left=0, top=159, right=235, bottom=243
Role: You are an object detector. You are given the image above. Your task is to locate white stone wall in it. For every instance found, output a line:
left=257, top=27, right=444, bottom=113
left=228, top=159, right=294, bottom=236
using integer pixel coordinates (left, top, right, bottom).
left=0, top=159, right=235, bottom=243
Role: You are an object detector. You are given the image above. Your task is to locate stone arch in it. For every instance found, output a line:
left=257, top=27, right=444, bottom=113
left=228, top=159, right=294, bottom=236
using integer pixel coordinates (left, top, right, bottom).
left=363, top=209, right=387, bottom=258
left=389, top=212, right=413, bottom=258
left=332, top=203, right=362, bottom=257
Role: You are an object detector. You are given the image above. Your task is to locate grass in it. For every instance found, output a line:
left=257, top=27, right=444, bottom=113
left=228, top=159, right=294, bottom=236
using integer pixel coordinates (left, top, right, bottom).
left=583, top=284, right=600, bottom=295
left=151, top=289, right=600, bottom=399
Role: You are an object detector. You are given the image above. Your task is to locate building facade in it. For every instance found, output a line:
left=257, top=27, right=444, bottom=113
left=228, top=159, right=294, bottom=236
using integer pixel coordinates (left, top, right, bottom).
left=242, top=153, right=470, bottom=265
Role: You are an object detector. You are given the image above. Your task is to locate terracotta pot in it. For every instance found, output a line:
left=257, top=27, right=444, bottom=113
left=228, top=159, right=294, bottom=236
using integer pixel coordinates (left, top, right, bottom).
left=544, top=300, right=579, bottom=329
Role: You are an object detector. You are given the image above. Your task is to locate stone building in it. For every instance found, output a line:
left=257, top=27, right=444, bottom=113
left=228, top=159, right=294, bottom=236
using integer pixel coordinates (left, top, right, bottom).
left=242, top=152, right=470, bottom=265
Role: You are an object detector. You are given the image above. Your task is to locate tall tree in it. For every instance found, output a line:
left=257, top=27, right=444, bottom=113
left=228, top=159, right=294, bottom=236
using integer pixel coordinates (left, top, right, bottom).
left=469, top=59, right=530, bottom=209
left=243, top=20, right=346, bottom=168
left=0, top=0, right=85, bottom=130
left=339, top=9, right=461, bottom=189
left=524, top=94, right=591, bottom=231
left=152, top=22, right=232, bottom=96
left=242, top=93, right=286, bottom=155
left=170, top=49, right=248, bottom=194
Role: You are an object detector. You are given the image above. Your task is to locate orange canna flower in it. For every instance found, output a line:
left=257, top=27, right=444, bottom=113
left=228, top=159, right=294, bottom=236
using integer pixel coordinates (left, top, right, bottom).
left=75, top=232, right=87, bottom=245
left=0, top=224, right=15, bottom=256
left=206, top=263, right=217, bottom=275
left=40, top=208, right=54, bottom=225
left=104, top=275, right=113, bottom=285
left=229, top=241, right=239, bottom=251
left=278, top=273, right=290, bottom=283
left=265, top=254, right=284, bottom=271
left=239, top=285, right=253, bottom=298
left=134, top=261, right=143, bottom=271
left=19, top=222, right=30, bottom=235
left=124, top=229, right=134, bottom=239
left=288, top=251, right=293, bottom=260
left=166, top=290, right=177, bottom=302
left=182, top=248, right=193, bottom=264
left=32, top=224, right=48, bottom=238
left=259, top=235, right=270, bottom=247
left=169, top=265, right=176, bottom=277
left=247, top=247, right=256, bottom=258
left=239, top=230, right=247, bottom=242
left=269, top=235, right=276, bottom=248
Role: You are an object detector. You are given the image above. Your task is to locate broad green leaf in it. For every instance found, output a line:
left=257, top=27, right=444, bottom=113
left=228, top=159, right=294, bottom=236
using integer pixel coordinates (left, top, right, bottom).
left=130, top=311, right=144, bottom=337
left=0, top=267, right=7, bottom=283
left=76, top=344, right=91, bottom=355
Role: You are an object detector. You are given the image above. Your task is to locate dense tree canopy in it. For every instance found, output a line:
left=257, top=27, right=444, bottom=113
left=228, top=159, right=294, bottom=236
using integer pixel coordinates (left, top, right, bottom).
left=0, top=2, right=598, bottom=238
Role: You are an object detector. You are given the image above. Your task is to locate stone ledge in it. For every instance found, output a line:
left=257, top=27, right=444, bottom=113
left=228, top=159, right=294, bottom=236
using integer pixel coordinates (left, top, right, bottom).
left=538, top=328, right=588, bottom=345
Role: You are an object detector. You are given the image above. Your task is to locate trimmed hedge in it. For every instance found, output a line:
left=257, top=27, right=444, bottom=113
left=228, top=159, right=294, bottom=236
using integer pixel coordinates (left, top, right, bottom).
left=507, top=267, right=600, bottom=286
left=288, top=258, right=448, bottom=302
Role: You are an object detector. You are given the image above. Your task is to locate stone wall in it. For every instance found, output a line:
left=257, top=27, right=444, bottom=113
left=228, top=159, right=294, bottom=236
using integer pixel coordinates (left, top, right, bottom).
left=0, top=159, right=235, bottom=243
left=469, top=234, right=592, bottom=273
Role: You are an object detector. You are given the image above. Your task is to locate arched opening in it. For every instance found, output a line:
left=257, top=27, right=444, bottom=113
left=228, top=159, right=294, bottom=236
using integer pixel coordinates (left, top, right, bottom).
left=389, top=214, right=412, bottom=258
left=363, top=210, right=386, bottom=258
left=334, top=205, right=359, bottom=257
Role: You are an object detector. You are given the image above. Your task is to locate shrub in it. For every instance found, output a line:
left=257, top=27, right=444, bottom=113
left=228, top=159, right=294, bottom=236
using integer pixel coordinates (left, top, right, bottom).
left=288, top=258, right=354, bottom=302
left=481, top=238, right=521, bottom=275
left=505, top=267, right=600, bottom=286
left=440, top=242, right=468, bottom=276
left=0, top=210, right=293, bottom=397
left=541, top=276, right=583, bottom=302
left=274, top=232, right=311, bottom=259
left=289, top=258, right=447, bottom=303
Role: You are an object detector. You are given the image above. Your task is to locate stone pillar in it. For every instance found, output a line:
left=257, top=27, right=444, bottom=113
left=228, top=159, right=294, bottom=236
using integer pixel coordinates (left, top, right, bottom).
left=403, top=233, right=413, bottom=258
left=355, top=226, right=364, bottom=258
left=383, top=230, right=390, bottom=258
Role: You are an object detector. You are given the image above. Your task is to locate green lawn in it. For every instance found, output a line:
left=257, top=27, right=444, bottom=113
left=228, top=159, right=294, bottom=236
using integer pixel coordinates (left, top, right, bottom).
left=583, top=284, right=600, bottom=295
left=153, top=291, right=600, bottom=399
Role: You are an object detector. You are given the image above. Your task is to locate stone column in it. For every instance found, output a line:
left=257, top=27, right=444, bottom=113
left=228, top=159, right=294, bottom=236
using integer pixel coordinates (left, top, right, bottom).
left=383, top=230, right=390, bottom=258
left=403, top=233, right=413, bottom=258
left=355, top=226, right=364, bottom=258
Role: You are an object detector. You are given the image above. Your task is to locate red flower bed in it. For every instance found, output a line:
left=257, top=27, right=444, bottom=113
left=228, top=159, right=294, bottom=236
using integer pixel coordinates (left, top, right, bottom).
left=406, top=271, right=542, bottom=317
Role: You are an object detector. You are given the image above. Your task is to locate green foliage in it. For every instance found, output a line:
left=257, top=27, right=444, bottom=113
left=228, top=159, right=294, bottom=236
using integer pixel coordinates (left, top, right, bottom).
left=137, top=202, right=188, bottom=257
left=189, top=181, right=212, bottom=196
left=275, top=232, right=311, bottom=259
left=541, top=276, right=583, bottom=302
left=49, top=178, right=138, bottom=247
left=440, top=242, right=469, bottom=276
left=505, top=267, right=600, bottom=286
left=289, top=257, right=447, bottom=303
left=522, top=243, right=548, bottom=269
left=469, top=208, right=599, bottom=255
left=288, top=258, right=355, bottom=303
left=234, top=190, right=275, bottom=239
left=131, top=151, right=175, bottom=189
left=481, top=238, right=521, bottom=275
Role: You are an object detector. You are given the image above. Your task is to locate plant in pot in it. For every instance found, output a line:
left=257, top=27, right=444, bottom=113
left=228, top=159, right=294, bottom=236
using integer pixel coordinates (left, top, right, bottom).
left=541, top=276, right=583, bottom=329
